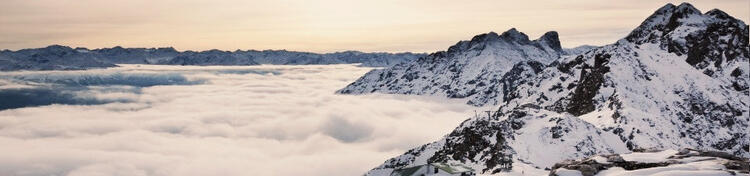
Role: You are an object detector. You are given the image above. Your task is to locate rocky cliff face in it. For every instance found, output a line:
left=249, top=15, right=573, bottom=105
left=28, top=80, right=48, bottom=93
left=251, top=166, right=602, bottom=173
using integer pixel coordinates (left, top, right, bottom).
left=338, top=29, right=567, bottom=106
left=365, top=3, right=749, bottom=175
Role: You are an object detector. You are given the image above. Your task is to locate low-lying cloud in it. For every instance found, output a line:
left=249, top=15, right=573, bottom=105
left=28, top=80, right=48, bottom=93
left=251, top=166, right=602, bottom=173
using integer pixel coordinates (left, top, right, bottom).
left=0, top=64, right=482, bottom=176
left=321, top=116, right=375, bottom=143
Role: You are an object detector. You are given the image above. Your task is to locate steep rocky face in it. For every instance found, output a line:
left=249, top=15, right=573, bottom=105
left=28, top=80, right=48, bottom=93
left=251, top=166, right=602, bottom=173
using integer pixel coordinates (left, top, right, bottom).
left=338, top=28, right=566, bottom=106
left=565, top=53, right=611, bottom=116
left=366, top=3, right=748, bottom=175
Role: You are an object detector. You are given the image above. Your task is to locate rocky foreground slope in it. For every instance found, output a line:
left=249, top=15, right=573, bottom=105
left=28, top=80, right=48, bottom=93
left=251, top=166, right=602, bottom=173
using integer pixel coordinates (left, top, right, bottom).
left=550, top=148, right=749, bottom=176
left=0, top=46, right=424, bottom=71
left=363, top=3, right=748, bottom=175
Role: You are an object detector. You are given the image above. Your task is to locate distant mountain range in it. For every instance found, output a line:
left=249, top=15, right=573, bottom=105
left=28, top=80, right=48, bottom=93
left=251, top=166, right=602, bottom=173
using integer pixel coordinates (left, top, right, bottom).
left=0, top=45, right=427, bottom=71
left=345, top=2, right=749, bottom=176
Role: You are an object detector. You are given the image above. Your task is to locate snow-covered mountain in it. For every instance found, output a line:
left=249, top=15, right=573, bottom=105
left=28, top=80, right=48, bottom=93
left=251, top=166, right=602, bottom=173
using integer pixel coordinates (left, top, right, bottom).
left=338, top=28, right=570, bottom=106
left=0, top=46, right=424, bottom=71
left=364, top=2, right=748, bottom=175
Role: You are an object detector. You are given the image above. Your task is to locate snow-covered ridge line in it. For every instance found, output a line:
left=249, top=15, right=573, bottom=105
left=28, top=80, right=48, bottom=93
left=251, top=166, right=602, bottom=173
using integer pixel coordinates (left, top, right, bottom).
left=0, top=45, right=427, bottom=71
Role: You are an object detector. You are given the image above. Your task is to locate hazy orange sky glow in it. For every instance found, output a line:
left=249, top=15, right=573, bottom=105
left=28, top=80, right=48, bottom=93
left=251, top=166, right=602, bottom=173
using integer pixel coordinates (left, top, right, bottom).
left=1, top=0, right=748, bottom=53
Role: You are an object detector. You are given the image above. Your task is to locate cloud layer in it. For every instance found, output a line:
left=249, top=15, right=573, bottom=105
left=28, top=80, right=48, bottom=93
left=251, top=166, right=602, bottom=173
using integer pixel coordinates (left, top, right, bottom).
left=0, top=64, right=483, bottom=176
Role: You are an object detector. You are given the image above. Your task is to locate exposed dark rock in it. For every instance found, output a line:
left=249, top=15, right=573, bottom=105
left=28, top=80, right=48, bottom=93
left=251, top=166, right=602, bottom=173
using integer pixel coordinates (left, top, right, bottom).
left=566, top=53, right=611, bottom=116
left=502, top=61, right=546, bottom=102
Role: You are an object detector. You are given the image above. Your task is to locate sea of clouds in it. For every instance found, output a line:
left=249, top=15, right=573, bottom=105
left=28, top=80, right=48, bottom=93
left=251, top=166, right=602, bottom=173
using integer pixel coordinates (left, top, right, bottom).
left=0, top=64, right=484, bottom=176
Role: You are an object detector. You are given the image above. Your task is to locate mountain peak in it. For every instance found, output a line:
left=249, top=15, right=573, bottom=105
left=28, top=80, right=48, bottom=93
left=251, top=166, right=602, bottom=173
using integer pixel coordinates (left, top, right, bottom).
left=705, top=8, right=731, bottom=19
left=156, top=47, right=178, bottom=53
left=624, top=3, right=747, bottom=79
left=469, top=31, right=500, bottom=43
left=45, top=44, right=72, bottom=50
left=675, top=2, right=701, bottom=15
left=444, top=31, right=500, bottom=54
left=624, top=3, right=745, bottom=45
left=657, top=3, right=676, bottom=11
left=536, top=31, right=562, bottom=52
left=29, top=45, right=75, bottom=54
left=444, top=29, right=564, bottom=56
left=656, top=2, right=700, bottom=15
left=500, top=28, right=530, bottom=42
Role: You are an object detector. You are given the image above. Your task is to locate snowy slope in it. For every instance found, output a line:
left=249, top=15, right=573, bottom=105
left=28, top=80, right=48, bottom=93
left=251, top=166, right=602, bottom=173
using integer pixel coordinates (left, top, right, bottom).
left=365, top=3, right=748, bottom=175
left=338, top=28, right=565, bottom=106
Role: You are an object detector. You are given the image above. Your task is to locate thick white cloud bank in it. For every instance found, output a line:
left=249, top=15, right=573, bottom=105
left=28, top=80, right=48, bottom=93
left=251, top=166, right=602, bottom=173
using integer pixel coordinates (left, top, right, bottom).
left=0, top=64, right=484, bottom=176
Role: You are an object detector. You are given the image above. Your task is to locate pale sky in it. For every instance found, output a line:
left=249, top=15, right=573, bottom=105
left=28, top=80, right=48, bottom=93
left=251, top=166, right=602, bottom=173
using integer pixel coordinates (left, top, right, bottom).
left=1, top=0, right=748, bottom=53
